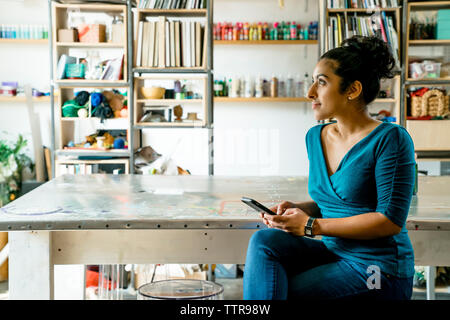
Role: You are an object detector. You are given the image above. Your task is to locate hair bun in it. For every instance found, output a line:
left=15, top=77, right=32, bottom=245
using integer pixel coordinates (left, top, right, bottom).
left=341, top=36, right=395, bottom=80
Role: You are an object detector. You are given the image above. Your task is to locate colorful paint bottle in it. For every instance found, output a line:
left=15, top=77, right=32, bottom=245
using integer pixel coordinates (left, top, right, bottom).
left=290, top=22, right=297, bottom=40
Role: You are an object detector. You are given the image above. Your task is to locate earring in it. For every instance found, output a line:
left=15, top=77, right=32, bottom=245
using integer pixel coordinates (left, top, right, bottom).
left=347, top=96, right=352, bottom=100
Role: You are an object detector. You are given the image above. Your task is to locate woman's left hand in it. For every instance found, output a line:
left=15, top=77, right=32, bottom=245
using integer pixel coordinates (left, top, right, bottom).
left=262, top=208, right=310, bottom=236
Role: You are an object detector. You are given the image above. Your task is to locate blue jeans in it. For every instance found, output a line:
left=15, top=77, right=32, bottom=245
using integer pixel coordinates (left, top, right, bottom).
left=243, top=229, right=413, bottom=300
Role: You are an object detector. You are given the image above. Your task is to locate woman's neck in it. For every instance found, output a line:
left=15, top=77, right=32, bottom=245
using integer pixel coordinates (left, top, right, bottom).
left=332, top=109, right=380, bottom=139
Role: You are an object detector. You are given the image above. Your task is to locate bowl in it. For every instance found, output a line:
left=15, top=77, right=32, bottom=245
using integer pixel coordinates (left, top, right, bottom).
left=140, top=87, right=166, bottom=99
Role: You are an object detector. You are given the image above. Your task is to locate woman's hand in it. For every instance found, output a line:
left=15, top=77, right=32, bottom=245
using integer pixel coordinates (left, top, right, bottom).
left=260, top=203, right=310, bottom=236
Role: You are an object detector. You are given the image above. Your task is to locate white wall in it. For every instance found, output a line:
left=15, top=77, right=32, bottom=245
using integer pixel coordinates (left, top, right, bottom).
left=0, top=0, right=319, bottom=177
left=0, top=0, right=52, bottom=166
left=142, top=0, right=320, bottom=176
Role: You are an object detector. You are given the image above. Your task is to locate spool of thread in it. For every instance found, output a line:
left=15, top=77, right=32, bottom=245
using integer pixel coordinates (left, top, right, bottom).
left=113, top=138, right=125, bottom=149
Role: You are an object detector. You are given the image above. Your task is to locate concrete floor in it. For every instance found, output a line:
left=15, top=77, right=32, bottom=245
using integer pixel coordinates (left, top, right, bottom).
left=1, top=274, right=449, bottom=300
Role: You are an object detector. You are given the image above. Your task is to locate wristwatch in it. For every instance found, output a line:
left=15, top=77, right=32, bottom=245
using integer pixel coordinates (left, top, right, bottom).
left=304, top=217, right=316, bottom=237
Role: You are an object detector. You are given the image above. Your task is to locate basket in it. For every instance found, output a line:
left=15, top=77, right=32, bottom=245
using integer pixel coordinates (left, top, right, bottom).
left=65, top=63, right=85, bottom=79
left=411, top=89, right=450, bottom=117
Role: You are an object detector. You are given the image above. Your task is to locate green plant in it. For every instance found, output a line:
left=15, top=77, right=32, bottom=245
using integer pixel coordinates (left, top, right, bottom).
left=0, top=135, right=34, bottom=206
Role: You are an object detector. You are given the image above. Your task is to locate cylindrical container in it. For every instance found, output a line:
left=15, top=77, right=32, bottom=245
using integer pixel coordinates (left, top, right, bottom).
left=278, top=76, right=286, bottom=97
left=138, top=279, right=224, bottom=300
left=286, top=75, right=294, bottom=97
left=270, top=75, right=278, bottom=97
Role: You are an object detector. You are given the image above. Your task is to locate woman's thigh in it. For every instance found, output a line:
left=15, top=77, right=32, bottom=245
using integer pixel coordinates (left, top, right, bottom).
left=288, top=259, right=413, bottom=300
left=246, top=229, right=340, bottom=274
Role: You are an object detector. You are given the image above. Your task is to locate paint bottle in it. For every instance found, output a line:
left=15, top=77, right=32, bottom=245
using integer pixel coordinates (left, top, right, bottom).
left=230, top=77, right=240, bottom=98
left=243, top=22, right=249, bottom=40
left=43, top=25, right=49, bottom=39
left=227, top=23, right=233, bottom=41
left=233, top=24, right=238, bottom=41
left=257, top=22, right=262, bottom=41
left=285, top=22, right=290, bottom=40
left=240, top=76, right=245, bottom=97
left=263, top=22, right=269, bottom=40
left=278, top=75, right=286, bottom=97
left=272, top=22, right=278, bottom=40
left=255, top=75, right=263, bottom=98
left=244, top=75, right=254, bottom=98
left=303, top=73, right=310, bottom=97
left=286, top=74, right=294, bottom=97
left=263, top=78, right=270, bottom=97
left=303, top=27, right=308, bottom=40
left=295, top=75, right=304, bottom=98
left=270, top=74, right=278, bottom=97
left=290, top=22, right=297, bottom=40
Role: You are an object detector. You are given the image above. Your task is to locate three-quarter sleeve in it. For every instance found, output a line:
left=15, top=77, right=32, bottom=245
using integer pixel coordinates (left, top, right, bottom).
left=374, top=126, right=416, bottom=228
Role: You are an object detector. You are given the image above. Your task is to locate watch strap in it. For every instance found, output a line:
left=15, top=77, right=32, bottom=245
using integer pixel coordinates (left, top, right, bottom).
left=304, top=217, right=316, bottom=237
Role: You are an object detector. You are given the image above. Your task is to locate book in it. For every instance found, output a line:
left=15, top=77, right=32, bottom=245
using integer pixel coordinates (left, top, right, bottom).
left=170, top=20, right=176, bottom=67
left=159, top=16, right=166, bottom=67
left=147, top=21, right=155, bottom=67
left=190, top=21, right=195, bottom=67
left=181, top=21, right=187, bottom=66
left=174, top=21, right=181, bottom=67
left=195, top=22, right=201, bottom=67
left=136, top=21, right=144, bottom=67
left=202, top=24, right=207, bottom=67
left=165, top=20, right=170, bottom=67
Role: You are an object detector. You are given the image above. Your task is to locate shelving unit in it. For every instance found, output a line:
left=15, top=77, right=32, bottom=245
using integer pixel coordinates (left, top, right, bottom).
left=401, top=0, right=450, bottom=156
left=214, top=40, right=318, bottom=45
left=49, top=0, right=134, bottom=178
left=132, top=0, right=213, bottom=174
left=0, top=96, right=51, bottom=103
left=0, top=39, right=48, bottom=44
left=318, top=1, right=402, bottom=124
left=215, top=97, right=311, bottom=102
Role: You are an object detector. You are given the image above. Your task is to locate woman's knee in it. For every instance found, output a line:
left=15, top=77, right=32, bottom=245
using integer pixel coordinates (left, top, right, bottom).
left=248, top=228, right=286, bottom=251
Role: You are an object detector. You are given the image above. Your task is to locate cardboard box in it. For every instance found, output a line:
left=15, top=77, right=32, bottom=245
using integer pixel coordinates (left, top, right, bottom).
left=58, top=28, right=78, bottom=42
left=111, top=24, right=124, bottom=43
left=78, top=24, right=106, bottom=43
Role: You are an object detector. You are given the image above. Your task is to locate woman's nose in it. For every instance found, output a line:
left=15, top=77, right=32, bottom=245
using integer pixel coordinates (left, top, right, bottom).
left=307, top=82, right=317, bottom=99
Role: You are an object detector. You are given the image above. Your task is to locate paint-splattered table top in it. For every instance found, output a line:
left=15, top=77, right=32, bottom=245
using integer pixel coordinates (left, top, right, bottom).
left=0, top=175, right=448, bottom=231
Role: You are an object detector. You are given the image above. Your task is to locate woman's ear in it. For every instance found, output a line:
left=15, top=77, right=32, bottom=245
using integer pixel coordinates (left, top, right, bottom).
left=346, top=80, right=363, bottom=101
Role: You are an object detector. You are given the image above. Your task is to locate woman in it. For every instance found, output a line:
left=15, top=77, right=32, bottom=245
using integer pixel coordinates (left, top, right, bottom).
left=243, top=36, right=415, bottom=300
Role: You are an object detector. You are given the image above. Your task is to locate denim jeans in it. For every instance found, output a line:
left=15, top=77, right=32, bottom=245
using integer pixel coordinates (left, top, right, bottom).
left=243, top=229, right=413, bottom=300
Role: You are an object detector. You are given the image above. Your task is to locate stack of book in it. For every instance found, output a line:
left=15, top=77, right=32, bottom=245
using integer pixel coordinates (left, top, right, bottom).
left=327, top=0, right=399, bottom=8
left=327, top=11, right=399, bottom=67
left=139, top=0, right=207, bottom=9
left=58, top=163, right=99, bottom=175
left=136, top=17, right=206, bottom=68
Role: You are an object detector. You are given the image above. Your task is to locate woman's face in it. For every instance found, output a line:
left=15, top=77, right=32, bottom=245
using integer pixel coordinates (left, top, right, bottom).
left=307, top=58, right=348, bottom=121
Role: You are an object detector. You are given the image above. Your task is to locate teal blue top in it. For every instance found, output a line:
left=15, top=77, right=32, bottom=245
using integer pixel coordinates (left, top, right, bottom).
left=306, top=122, right=415, bottom=278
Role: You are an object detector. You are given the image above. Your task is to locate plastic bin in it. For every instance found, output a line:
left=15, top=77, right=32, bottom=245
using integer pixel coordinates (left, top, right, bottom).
left=137, top=279, right=224, bottom=300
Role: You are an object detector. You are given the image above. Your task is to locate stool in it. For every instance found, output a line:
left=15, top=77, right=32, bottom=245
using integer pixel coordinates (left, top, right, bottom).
left=137, top=279, right=224, bottom=300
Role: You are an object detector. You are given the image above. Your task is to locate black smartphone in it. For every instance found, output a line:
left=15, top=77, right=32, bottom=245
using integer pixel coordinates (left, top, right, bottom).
left=241, top=197, right=276, bottom=215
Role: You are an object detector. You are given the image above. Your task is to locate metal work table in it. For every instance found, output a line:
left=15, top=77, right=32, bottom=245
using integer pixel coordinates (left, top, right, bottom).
left=1, top=175, right=449, bottom=299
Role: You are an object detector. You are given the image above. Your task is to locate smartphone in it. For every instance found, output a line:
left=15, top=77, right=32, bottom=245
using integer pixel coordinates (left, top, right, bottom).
left=241, top=197, right=276, bottom=215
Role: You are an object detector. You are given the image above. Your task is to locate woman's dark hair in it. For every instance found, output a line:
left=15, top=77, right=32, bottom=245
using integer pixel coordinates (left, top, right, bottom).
left=320, top=35, right=395, bottom=105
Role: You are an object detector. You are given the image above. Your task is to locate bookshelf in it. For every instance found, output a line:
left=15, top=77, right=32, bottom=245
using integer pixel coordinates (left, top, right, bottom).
left=49, top=0, right=133, bottom=178
left=402, top=0, right=450, bottom=154
left=132, top=0, right=213, bottom=174
left=319, top=1, right=402, bottom=125
left=214, top=40, right=318, bottom=45
left=0, top=39, right=48, bottom=44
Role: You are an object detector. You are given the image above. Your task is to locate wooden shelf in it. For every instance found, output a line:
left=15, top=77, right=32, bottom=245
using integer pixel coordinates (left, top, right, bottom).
left=0, top=96, right=50, bottom=102
left=373, top=98, right=397, bottom=103
left=61, top=117, right=128, bottom=122
left=327, top=8, right=400, bottom=12
left=135, top=122, right=205, bottom=128
left=53, top=2, right=126, bottom=12
left=409, top=39, right=450, bottom=45
left=214, top=40, right=318, bottom=45
left=0, top=38, right=48, bottom=44
left=56, top=42, right=125, bottom=48
left=134, top=67, right=207, bottom=73
left=214, top=97, right=311, bottom=102
left=406, top=120, right=450, bottom=151
left=55, top=149, right=130, bottom=157
left=55, top=80, right=129, bottom=87
left=136, top=99, right=202, bottom=104
left=138, top=8, right=207, bottom=15
left=405, top=78, right=450, bottom=84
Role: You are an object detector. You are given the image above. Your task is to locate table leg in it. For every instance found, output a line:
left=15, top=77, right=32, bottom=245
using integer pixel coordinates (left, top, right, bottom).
left=425, top=266, right=436, bottom=300
left=8, top=231, right=54, bottom=300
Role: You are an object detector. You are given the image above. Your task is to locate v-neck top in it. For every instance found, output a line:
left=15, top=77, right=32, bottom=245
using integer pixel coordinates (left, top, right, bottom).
left=306, top=122, right=415, bottom=278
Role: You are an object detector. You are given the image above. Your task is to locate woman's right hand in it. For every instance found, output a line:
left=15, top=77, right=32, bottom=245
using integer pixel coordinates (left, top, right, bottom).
left=260, top=201, right=297, bottom=222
